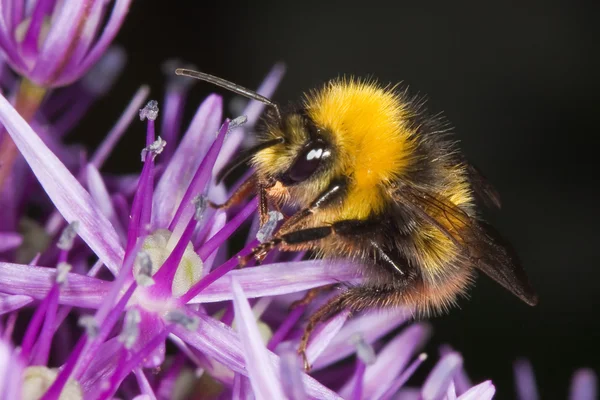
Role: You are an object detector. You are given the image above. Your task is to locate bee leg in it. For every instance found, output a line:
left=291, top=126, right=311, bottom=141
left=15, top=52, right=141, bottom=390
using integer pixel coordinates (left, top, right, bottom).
left=277, top=178, right=347, bottom=235
left=239, top=226, right=333, bottom=267
left=207, top=173, right=258, bottom=210
left=258, top=182, right=270, bottom=226
left=289, top=284, right=337, bottom=310
left=297, top=291, right=349, bottom=371
left=298, top=284, right=413, bottom=372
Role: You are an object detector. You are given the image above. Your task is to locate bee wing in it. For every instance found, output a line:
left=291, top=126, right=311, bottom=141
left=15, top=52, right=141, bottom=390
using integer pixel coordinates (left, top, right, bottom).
left=466, top=163, right=502, bottom=209
left=393, top=184, right=538, bottom=306
left=474, top=221, right=538, bottom=306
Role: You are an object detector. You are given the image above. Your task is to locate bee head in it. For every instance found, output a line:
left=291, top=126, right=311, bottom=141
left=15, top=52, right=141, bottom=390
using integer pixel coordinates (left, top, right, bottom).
left=252, top=111, right=336, bottom=205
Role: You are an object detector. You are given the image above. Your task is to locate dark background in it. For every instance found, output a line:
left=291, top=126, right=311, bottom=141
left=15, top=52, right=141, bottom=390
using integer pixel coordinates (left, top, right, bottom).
left=79, top=1, right=599, bottom=398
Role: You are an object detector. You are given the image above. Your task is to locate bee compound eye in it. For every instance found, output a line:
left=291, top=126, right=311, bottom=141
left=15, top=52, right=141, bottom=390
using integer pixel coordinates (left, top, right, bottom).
left=287, top=143, right=331, bottom=183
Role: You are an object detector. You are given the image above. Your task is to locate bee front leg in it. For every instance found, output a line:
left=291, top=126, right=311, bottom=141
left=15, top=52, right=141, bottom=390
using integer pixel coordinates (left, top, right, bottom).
left=238, top=226, right=333, bottom=266
left=208, top=173, right=257, bottom=210
left=277, top=178, right=347, bottom=235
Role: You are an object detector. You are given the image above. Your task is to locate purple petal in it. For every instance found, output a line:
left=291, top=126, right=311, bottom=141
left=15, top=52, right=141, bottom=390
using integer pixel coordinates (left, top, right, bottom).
left=172, top=311, right=342, bottom=400
left=29, top=1, right=89, bottom=85
left=153, top=94, right=222, bottom=228
left=30, top=122, right=84, bottom=167
left=0, top=92, right=125, bottom=274
left=196, top=210, right=227, bottom=273
left=393, top=388, right=420, bottom=399
left=44, top=84, right=148, bottom=237
left=167, top=119, right=228, bottom=237
left=79, top=338, right=122, bottom=395
left=232, top=278, right=285, bottom=399
left=312, top=308, right=411, bottom=370
left=168, top=333, right=235, bottom=385
left=80, top=45, right=127, bottom=97
left=20, top=0, right=55, bottom=59
left=0, top=232, right=21, bottom=252
left=134, top=368, right=157, bottom=400
left=514, top=359, right=539, bottom=400
left=339, top=323, right=431, bottom=399
left=187, top=260, right=361, bottom=303
left=446, top=381, right=457, bottom=400
left=232, top=374, right=253, bottom=400
left=440, top=344, right=472, bottom=395
left=0, top=21, right=25, bottom=71
left=379, top=353, right=428, bottom=400
left=135, top=310, right=166, bottom=368
left=458, top=381, right=496, bottom=400
left=0, top=337, right=24, bottom=399
left=569, top=369, right=597, bottom=400
left=61, top=0, right=133, bottom=85
left=278, top=343, right=307, bottom=400
left=0, top=262, right=110, bottom=308
left=62, top=0, right=109, bottom=72
left=421, top=352, right=463, bottom=400
left=306, top=310, right=350, bottom=366
left=86, top=164, right=125, bottom=241
left=90, top=85, right=151, bottom=168
left=0, top=293, right=32, bottom=314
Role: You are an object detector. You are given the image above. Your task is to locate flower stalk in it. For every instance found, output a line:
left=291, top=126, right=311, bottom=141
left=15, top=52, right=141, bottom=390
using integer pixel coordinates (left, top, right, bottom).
left=0, top=79, right=46, bottom=189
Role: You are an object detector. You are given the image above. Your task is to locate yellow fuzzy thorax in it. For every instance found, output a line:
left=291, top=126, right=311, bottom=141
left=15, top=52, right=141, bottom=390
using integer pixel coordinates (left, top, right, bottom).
left=305, top=78, right=417, bottom=219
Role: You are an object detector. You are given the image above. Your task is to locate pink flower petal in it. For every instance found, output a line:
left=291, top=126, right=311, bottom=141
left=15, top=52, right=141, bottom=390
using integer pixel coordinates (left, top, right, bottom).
left=0, top=337, right=24, bottom=399
left=134, top=368, right=157, bottom=400
left=86, top=164, right=125, bottom=241
left=232, top=278, right=285, bottom=399
left=0, top=262, right=110, bottom=308
left=440, top=344, right=472, bottom=395
left=0, top=93, right=125, bottom=274
left=514, top=359, right=539, bottom=400
left=457, top=381, right=495, bottom=400
left=187, top=260, right=361, bottom=304
left=446, top=381, right=457, bottom=400
left=0, top=232, right=21, bottom=252
left=278, top=343, right=308, bottom=400
left=172, top=311, right=342, bottom=400
left=90, top=85, right=151, bottom=169
left=0, top=293, right=32, bottom=315
left=153, top=94, right=222, bottom=228
left=60, top=0, right=133, bottom=84
left=306, top=310, right=350, bottom=366
left=312, top=308, right=411, bottom=370
left=339, top=323, right=431, bottom=399
left=569, top=369, right=597, bottom=400
left=79, top=337, right=122, bottom=394
left=422, top=352, right=463, bottom=400
left=30, top=1, right=89, bottom=84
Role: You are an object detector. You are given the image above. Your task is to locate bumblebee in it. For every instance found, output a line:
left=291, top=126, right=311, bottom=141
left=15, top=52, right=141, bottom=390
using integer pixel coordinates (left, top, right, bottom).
left=176, top=69, right=538, bottom=369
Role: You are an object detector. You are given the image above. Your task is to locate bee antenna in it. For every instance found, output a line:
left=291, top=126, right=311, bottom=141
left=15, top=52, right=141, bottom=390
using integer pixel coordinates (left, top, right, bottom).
left=175, top=68, right=281, bottom=120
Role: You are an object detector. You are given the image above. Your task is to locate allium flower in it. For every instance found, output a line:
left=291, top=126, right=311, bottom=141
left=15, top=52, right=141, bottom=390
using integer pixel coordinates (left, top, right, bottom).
left=0, top=60, right=595, bottom=399
left=0, top=0, right=131, bottom=192
left=0, top=0, right=132, bottom=87
left=0, top=46, right=128, bottom=242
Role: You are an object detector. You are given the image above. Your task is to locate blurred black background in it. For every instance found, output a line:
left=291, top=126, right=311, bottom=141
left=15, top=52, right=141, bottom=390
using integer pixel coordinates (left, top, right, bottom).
left=78, top=1, right=599, bottom=398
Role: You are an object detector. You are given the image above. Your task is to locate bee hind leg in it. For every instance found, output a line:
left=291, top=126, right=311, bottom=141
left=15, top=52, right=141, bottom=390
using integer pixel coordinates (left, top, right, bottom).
left=298, top=285, right=409, bottom=372
left=289, top=284, right=337, bottom=310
